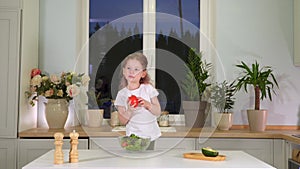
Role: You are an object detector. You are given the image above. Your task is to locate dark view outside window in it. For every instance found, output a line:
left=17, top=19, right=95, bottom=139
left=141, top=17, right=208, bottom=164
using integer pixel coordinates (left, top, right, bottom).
left=89, top=0, right=143, bottom=118
left=156, top=0, right=200, bottom=114
left=89, top=0, right=200, bottom=117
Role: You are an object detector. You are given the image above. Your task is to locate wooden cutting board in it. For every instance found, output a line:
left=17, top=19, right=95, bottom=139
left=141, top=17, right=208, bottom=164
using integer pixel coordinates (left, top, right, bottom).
left=183, top=153, right=226, bottom=161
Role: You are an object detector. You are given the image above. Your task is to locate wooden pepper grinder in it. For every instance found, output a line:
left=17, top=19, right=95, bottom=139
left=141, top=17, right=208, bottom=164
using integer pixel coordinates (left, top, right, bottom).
left=69, top=130, right=79, bottom=163
left=54, top=132, right=64, bottom=164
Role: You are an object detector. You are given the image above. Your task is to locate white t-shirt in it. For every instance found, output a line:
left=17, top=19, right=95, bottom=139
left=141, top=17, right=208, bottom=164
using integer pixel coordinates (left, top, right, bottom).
left=115, top=84, right=161, bottom=141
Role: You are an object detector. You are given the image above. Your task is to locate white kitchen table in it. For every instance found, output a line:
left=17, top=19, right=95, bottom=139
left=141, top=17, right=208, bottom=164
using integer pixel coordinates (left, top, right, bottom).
left=22, top=149, right=276, bottom=169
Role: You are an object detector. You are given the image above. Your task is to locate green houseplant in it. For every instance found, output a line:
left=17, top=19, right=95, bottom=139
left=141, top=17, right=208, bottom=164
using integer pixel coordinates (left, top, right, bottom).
left=211, top=81, right=236, bottom=130
left=181, top=48, right=211, bottom=101
left=235, top=61, right=279, bottom=131
left=211, top=80, right=236, bottom=114
left=181, top=48, right=212, bottom=128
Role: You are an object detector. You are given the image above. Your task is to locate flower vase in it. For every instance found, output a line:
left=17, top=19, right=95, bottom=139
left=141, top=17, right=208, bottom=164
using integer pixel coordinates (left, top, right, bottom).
left=45, top=99, right=69, bottom=129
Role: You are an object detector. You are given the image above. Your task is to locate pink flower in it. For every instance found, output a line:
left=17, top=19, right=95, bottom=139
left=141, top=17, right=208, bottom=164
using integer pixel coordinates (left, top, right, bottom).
left=66, top=84, right=80, bottom=97
left=65, top=81, right=71, bottom=86
left=50, top=74, right=61, bottom=85
left=31, top=68, right=41, bottom=78
left=45, top=89, right=54, bottom=97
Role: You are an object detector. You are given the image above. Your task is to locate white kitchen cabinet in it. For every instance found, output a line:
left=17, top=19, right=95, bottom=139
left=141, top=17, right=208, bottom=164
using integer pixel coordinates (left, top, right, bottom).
left=0, top=138, right=17, bottom=169
left=273, top=139, right=286, bottom=169
left=90, top=137, right=122, bottom=153
left=0, top=9, right=20, bottom=138
left=0, top=0, right=20, bottom=8
left=18, top=138, right=89, bottom=169
left=155, top=138, right=196, bottom=151
left=197, top=138, right=274, bottom=165
left=285, top=140, right=300, bottom=169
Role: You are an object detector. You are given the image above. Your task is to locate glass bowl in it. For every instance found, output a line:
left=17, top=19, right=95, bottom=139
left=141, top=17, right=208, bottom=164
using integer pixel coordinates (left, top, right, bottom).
left=118, top=134, right=151, bottom=152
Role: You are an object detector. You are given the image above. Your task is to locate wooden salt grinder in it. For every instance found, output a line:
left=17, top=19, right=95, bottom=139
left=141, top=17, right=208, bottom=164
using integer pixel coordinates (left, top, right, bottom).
left=54, top=132, right=64, bottom=164
left=69, top=130, right=79, bottom=163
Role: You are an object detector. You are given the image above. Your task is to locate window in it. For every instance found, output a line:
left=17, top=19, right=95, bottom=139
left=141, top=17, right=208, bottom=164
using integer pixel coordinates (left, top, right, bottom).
left=89, top=0, right=203, bottom=117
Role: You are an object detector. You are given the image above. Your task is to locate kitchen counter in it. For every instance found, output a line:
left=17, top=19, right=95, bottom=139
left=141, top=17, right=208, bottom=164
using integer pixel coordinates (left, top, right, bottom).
left=22, top=149, right=275, bottom=169
left=18, top=125, right=300, bottom=144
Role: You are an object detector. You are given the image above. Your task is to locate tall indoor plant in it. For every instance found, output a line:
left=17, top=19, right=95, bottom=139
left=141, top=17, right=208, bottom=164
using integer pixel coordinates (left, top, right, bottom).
left=211, top=80, right=236, bottom=130
left=181, top=48, right=212, bottom=127
left=235, top=61, right=279, bottom=131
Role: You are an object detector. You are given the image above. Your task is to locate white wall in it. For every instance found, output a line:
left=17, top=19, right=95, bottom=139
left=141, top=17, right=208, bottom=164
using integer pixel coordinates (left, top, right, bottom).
left=19, top=0, right=39, bottom=131
left=214, top=0, right=300, bottom=125
left=39, top=0, right=77, bottom=73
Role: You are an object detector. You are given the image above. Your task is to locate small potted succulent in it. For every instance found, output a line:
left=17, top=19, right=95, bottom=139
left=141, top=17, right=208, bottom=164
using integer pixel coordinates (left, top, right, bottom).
left=235, top=61, right=279, bottom=131
left=181, top=48, right=212, bottom=128
left=211, top=80, right=236, bottom=130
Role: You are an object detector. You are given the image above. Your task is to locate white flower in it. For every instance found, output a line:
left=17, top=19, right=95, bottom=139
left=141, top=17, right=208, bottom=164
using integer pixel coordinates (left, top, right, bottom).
left=81, top=75, right=90, bottom=87
left=67, top=84, right=80, bottom=97
left=50, top=74, right=61, bottom=85
left=42, top=76, right=48, bottom=81
left=31, top=75, right=42, bottom=87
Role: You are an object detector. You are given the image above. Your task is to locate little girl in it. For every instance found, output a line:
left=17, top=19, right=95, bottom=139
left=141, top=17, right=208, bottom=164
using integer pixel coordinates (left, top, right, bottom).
left=114, top=52, right=161, bottom=143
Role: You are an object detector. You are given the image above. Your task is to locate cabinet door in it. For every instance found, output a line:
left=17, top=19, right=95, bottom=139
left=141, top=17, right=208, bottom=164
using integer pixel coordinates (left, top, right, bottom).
left=90, top=137, right=121, bottom=153
left=155, top=138, right=196, bottom=151
left=273, top=139, right=286, bottom=169
left=198, top=138, right=274, bottom=165
left=0, top=0, right=20, bottom=8
left=18, top=139, right=88, bottom=169
left=286, top=141, right=300, bottom=169
left=0, top=139, right=17, bottom=169
left=0, top=10, right=19, bottom=138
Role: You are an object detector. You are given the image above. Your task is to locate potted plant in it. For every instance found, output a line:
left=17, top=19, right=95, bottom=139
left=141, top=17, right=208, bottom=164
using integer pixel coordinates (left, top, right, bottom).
left=211, top=80, right=236, bottom=130
left=181, top=48, right=212, bottom=128
left=26, top=68, right=90, bottom=129
left=235, top=61, right=279, bottom=131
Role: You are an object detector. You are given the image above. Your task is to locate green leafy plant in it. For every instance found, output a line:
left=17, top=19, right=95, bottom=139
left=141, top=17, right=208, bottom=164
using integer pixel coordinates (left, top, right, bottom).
left=181, top=48, right=212, bottom=101
left=235, top=61, right=279, bottom=110
left=86, top=89, right=111, bottom=109
left=211, top=81, right=236, bottom=113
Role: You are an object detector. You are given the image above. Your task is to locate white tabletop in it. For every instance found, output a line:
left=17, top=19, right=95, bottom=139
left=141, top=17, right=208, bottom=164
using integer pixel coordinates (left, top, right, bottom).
left=22, top=149, right=276, bottom=169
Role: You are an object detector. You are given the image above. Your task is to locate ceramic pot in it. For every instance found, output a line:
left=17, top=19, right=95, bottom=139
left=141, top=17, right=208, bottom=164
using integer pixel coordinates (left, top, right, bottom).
left=216, top=113, right=233, bottom=130
left=247, top=109, right=268, bottom=132
left=182, top=101, right=207, bottom=128
left=45, top=99, right=69, bottom=129
left=86, top=109, right=104, bottom=127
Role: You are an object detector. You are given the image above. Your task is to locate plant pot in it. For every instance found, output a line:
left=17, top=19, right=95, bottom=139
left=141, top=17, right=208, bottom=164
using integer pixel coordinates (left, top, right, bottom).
left=247, top=109, right=268, bottom=132
left=86, top=109, right=104, bottom=127
left=215, top=113, right=233, bottom=130
left=182, top=101, right=207, bottom=128
left=44, top=99, right=69, bottom=129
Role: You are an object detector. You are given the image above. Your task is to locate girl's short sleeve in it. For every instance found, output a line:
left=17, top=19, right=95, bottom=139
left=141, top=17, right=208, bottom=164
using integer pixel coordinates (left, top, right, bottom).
left=146, top=84, right=159, bottom=98
left=114, top=90, right=127, bottom=107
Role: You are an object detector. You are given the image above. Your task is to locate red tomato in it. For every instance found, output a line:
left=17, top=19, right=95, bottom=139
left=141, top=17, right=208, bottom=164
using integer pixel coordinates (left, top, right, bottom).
left=128, top=95, right=139, bottom=108
left=121, top=142, right=128, bottom=147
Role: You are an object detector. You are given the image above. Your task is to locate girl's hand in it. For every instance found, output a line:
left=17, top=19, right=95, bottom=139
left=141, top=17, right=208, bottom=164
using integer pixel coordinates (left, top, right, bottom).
left=117, top=106, right=132, bottom=125
left=137, top=97, right=152, bottom=110
left=127, top=99, right=138, bottom=111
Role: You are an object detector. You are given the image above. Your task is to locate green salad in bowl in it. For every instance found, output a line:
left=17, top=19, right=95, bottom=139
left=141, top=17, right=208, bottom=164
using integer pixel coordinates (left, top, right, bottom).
left=119, top=134, right=151, bottom=151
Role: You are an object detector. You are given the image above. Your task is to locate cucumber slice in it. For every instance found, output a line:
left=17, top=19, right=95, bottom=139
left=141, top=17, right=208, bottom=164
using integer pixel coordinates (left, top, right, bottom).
left=202, top=147, right=219, bottom=157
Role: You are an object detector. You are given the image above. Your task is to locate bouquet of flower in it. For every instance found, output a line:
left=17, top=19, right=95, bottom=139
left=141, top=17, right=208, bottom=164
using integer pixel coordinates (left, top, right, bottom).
left=26, top=68, right=90, bottom=106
